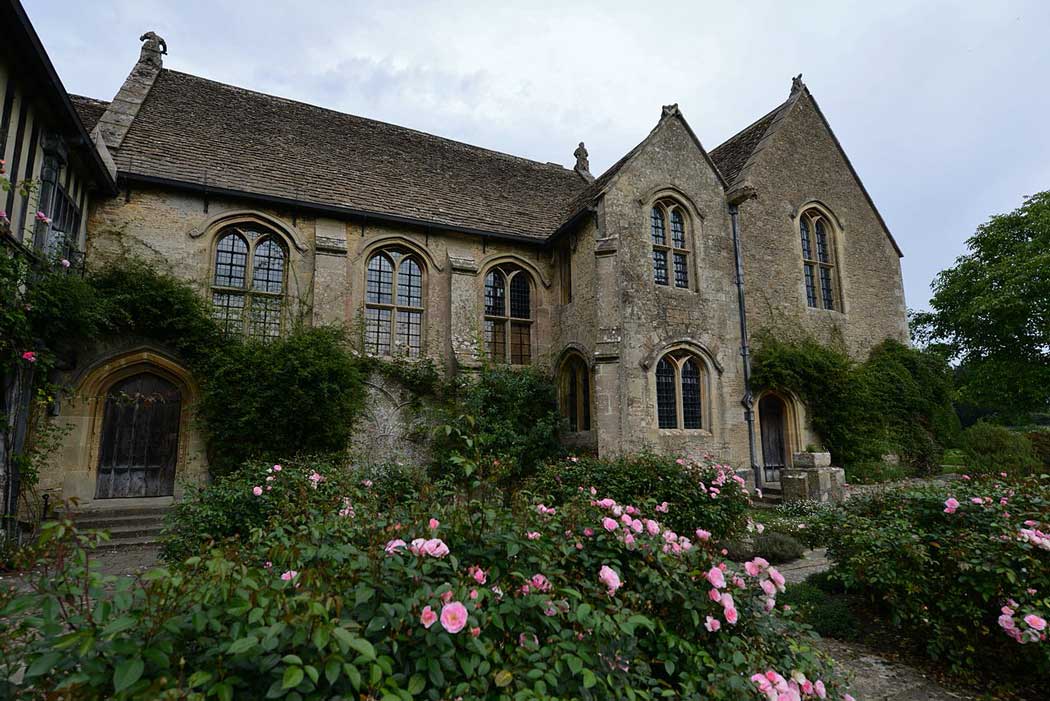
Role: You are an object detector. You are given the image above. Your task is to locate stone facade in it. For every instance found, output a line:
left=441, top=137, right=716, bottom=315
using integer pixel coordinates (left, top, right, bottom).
left=32, top=34, right=910, bottom=509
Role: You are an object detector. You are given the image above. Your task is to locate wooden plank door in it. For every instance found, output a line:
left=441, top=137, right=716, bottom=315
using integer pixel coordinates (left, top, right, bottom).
left=759, top=394, right=787, bottom=483
left=95, top=373, right=181, bottom=499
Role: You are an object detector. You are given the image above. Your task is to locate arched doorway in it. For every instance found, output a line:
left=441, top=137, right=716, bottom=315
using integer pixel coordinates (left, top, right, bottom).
left=759, top=393, right=788, bottom=484
left=95, top=372, right=182, bottom=499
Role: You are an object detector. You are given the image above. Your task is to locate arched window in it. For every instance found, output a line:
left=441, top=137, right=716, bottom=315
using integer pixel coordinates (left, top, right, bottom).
left=559, top=353, right=591, bottom=432
left=650, top=200, right=690, bottom=288
left=212, top=226, right=287, bottom=339
left=364, top=249, right=425, bottom=357
left=484, top=264, right=532, bottom=365
left=655, top=350, right=705, bottom=430
left=799, top=209, right=838, bottom=310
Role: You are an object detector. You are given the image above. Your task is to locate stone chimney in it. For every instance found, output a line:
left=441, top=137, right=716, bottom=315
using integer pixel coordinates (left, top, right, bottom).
left=96, top=31, right=167, bottom=153
left=573, top=142, right=594, bottom=182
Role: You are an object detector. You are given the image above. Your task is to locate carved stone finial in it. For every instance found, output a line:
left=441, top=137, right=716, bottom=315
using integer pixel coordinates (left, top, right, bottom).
left=573, top=142, right=594, bottom=182
left=661, top=103, right=679, bottom=118
left=138, top=31, right=167, bottom=68
left=790, top=73, right=805, bottom=95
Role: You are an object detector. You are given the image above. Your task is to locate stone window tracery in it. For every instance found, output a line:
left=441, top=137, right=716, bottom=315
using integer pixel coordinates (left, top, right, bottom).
left=484, top=264, right=533, bottom=365
left=655, top=350, right=705, bottom=430
left=650, top=199, right=690, bottom=288
left=211, top=226, right=287, bottom=339
left=799, top=208, right=839, bottom=310
left=365, top=248, right=425, bottom=357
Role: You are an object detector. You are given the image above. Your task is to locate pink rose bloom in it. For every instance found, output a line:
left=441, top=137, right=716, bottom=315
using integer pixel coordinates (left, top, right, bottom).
left=814, top=680, right=826, bottom=698
left=655, top=501, right=669, bottom=513
left=761, top=579, right=776, bottom=596
left=724, top=606, right=738, bottom=624
left=280, top=570, right=298, bottom=581
left=384, top=538, right=407, bottom=555
left=695, top=528, right=711, bottom=541
left=429, top=518, right=440, bottom=529
left=526, top=531, right=541, bottom=540
left=602, top=517, right=618, bottom=532
left=599, top=565, right=622, bottom=595
left=440, top=590, right=453, bottom=604
left=844, top=695, right=856, bottom=701
left=420, top=605, right=438, bottom=628
left=646, top=520, right=661, bottom=536
left=252, top=486, right=263, bottom=496
left=470, top=566, right=487, bottom=584
left=733, top=575, right=746, bottom=589
left=583, top=527, right=594, bottom=537
left=944, top=497, right=960, bottom=513
left=440, top=602, right=469, bottom=634
left=970, top=497, right=983, bottom=505
left=530, top=573, right=552, bottom=592
left=422, top=538, right=449, bottom=557
left=708, top=588, right=722, bottom=603
left=596, top=498, right=616, bottom=509
left=469, top=588, right=478, bottom=600
left=624, top=533, right=635, bottom=547
left=470, top=626, right=481, bottom=637
left=745, top=560, right=762, bottom=577
left=21, top=351, right=37, bottom=363
left=768, top=567, right=786, bottom=591
left=705, top=566, right=726, bottom=589
left=60, top=258, right=70, bottom=268
left=620, top=513, right=633, bottom=525
left=999, top=614, right=1016, bottom=630
left=1024, top=614, right=1047, bottom=631
left=704, top=615, right=721, bottom=632
left=630, top=519, right=643, bottom=533
left=272, top=464, right=282, bottom=471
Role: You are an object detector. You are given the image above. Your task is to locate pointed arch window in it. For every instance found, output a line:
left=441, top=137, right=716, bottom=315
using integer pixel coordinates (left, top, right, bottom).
left=212, top=226, right=287, bottom=339
left=650, top=200, right=690, bottom=288
left=365, top=248, right=425, bottom=357
left=800, top=209, right=838, bottom=310
left=559, top=353, right=591, bottom=431
left=484, top=264, right=533, bottom=365
left=655, top=350, right=705, bottom=430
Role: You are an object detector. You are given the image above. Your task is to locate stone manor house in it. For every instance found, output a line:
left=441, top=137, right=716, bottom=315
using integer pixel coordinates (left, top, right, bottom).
left=1, top=3, right=907, bottom=512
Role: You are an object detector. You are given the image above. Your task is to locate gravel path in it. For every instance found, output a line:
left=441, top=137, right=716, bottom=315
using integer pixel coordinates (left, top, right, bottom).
left=816, top=639, right=975, bottom=700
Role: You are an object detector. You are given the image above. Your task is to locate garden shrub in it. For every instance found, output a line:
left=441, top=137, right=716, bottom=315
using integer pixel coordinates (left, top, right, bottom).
left=528, top=453, right=751, bottom=540
left=958, top=421, right=1040, bottom=477
left=1, top=460, right=854, bottom=701
left=779, top=581, right=862, bottom=642
left=751, top=532, right=806, bottom=564
left=816, top=475, right=1050, bottom=688
left=842, top=460, right=912, bottom=485
left=751, top=336, right=960, bottom=471
left=433, top=365, right=562, bottom=485
left=1027, top=430, right=1050, bottom=472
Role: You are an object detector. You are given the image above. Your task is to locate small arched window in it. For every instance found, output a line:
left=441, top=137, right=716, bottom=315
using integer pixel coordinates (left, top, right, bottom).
left=799, top=209, right=838, bottom=310
left=655, top=350, right=705, bottom=430
left=650, top=200, right=690, bottom=289
left=484, top=264, right=533, bottom=365
left=364, top=248, right=425, bottom=357
left=559, top=353, right=591, bottom=432
left=212, top=226, right=287, bottom=339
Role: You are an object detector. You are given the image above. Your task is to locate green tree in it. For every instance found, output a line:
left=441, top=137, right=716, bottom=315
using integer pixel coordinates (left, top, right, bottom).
left=912, top=192, right=1050, bottom=421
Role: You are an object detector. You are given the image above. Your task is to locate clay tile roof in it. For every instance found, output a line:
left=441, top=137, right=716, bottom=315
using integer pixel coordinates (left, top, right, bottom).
left=709, top=102, right=786, bottom=185
left=114, top=70, right=589, bottom=241
left=69, top=94, right=109, bottom=132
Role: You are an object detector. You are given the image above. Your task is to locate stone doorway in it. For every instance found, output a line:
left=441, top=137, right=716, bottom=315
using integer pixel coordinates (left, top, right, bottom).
left=95, top=372, right=181, bottom=499
left=759, top=393, right=788, bottom=484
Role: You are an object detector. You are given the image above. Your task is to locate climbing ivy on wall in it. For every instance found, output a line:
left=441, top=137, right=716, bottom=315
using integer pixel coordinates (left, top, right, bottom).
left=751, top=334, right=960, bottom=471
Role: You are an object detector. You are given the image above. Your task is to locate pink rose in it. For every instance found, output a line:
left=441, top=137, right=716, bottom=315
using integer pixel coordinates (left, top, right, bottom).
left=429, top=518, right=440, bottom=530
left=420, top=605, right=438, bottom=628
left=705, top=566, right=726, bottom=589
left=1024, top=614, right=1047, bottom=631
left=814, top=680, right=826, bottom=698
left=708, top=588, right=722, bottom=602
left=422, top=538, right=449, bottom=558
left=272, top=464, right=282, bottom=471
left=694, top=528, right=711, bottom=541
left=440, top=602, right=468, bottom=634
left=384, top=538, right=407, bottom=555
left=252, top=486, right=263, bottom=496
left=21, top=351, right=37, bottom=363
left=598, top=565, right=622, bottom=595
left=655, top=501, right=669, bottom=513
left=470, top=626, right=481, bottom=637
left=724, top=606, right=738, bottom=624
left=469, top=565, right=487, bottom=585
left=704, top=615, right=721, bottom=632
left=602, top=517, right=618, bottom=532
left=280, top=570, right=298, bottom=582
left=583, top=527, right=594, bottom=537
left=526, top=531, right=541, bottom=540
left=646, top=520, right=661, bottom=535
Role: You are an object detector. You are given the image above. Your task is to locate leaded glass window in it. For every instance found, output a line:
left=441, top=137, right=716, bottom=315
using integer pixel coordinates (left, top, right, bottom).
left=655, top=350, right=706, bottom=430
left=650, top=201, right=690, bottom=288
left=364, top=249, right=426, bottom=357
left=799, top=210, right=838, bottom=310
left=211, top=228, right=286, bottom=339
left=560, top=353, right=591, bottom=432
left=484, top=264, right=533, bottom=365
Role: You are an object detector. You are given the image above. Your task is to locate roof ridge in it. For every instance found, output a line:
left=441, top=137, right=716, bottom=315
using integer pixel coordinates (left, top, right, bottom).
left=159, top=68, right=578, bottom=176
left=69, top=93, right=110, bottom=105
left=710, top=96, right=791, bottom=155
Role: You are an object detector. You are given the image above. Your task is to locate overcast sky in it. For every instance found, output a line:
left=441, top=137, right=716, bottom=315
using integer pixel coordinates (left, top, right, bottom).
left=24, top=0, right=1050, bottom=311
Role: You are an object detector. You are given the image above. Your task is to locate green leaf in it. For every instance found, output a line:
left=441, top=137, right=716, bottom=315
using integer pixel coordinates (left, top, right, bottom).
left=582, top=669, right=596, bottom=689
left=348, top=636, right=376, bottom=661
left=227, top=636, right=258, bottom=655
left=324, top=659, right=341, bottom=685
left=25, top=652, right=61, bottom=678
left=113, top=657, right=144, bottom=693
left=494, top=669, right=513, bottom=687
left=566, top=656, right=583, bottom=675
left=102, top=615, right=138, bottom=637
left=331, top=627, right=353, bottom=654
left=187, top=670, right=213, bottom=688
left=407, top=673, right=426, bottom=694
left=282, top=666, right=304, bottom=690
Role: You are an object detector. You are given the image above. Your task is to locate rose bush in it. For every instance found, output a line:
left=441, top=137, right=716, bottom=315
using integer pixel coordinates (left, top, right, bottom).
left=816, top=473, right=1050, bottom=687
left=528, top=453, right=751, bottom=540
left=1, top=459, right=853, bottom=700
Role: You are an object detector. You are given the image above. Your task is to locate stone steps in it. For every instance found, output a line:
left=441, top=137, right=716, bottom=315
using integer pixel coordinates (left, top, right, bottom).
left=59, top=502, right=171, bottom=546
